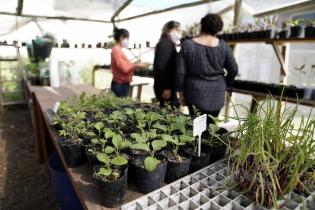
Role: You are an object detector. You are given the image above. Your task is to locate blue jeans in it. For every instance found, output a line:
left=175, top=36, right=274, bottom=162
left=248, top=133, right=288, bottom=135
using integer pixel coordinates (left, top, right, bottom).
left=111, top=80, right=130, bottom=97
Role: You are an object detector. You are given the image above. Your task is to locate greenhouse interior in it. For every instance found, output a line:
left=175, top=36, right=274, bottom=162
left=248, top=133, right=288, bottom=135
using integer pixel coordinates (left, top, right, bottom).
left=0, top=0, right=315, bottom=209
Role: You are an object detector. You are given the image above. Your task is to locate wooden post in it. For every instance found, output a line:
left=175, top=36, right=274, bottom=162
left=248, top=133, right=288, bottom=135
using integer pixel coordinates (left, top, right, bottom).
left=233, top=0, right=243, bottom=26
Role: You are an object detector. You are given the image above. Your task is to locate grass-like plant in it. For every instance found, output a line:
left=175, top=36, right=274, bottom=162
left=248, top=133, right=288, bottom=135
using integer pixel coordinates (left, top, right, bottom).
left=229, top=97, right=315, bottom=207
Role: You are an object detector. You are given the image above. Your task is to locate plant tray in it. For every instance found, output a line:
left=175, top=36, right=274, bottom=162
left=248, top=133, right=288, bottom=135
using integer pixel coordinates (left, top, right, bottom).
left=120, top=160, right=315, bottom=210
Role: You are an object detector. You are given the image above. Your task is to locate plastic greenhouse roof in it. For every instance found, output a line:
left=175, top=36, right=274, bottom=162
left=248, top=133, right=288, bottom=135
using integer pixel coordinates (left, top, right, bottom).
left=0, top=0, right=313, bottom=37
left=0, top=0, right=312, bottom=22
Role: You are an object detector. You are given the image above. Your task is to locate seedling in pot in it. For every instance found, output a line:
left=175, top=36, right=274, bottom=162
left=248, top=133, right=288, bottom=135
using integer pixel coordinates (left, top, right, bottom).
left=161, top=134, right=194, bottom=161
left=103, top=132, right=132, bottom=159
left=95, top=152, right=128, bottom=180
left=131, top=138, right=167, bottom=172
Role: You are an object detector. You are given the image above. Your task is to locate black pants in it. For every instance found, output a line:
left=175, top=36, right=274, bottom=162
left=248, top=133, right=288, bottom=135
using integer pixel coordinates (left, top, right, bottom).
left=111, top=80, right=130, bottom=97
left=188, top=105, right=220, bottom=125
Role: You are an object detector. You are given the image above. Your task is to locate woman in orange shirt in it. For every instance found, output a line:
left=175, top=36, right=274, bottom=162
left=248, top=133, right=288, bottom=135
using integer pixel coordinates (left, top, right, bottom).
left=111, top=28, right=146, bottom=97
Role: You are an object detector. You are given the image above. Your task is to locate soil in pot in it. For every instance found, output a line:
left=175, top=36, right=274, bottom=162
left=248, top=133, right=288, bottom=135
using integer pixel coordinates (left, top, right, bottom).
left=58, top=139, right=85, bottom=168
left=290, top=26, right=303, bottom=38
left=93, top=166, right=128, bottom=208
left=131, top=154, right=167, bottom=193
left=163, top=150, right=191, bottom=183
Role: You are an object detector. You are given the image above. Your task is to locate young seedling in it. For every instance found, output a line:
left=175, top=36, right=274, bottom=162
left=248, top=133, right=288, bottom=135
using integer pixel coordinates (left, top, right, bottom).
left=96, top=152, right=128, bottom=180
left=131, top=138, right=167, bottom=172
left=161, top=134, right=194, bottom=161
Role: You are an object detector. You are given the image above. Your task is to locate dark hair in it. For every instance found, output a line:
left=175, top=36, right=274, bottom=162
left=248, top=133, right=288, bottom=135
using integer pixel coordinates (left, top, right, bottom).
left=160, top=21, right=180, bottom=39
left=200, top=14, right=223, bottom=35
left=113, top=27, right=129, bottom=42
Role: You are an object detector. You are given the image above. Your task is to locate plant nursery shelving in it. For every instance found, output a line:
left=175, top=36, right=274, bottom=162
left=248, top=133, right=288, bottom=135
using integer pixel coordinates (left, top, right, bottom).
left=28, top=83, right=315, bottom=210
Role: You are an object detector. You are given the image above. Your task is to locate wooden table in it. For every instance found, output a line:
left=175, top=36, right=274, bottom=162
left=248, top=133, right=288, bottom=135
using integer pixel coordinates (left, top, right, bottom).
left=27, top=84, right=144, bottom=210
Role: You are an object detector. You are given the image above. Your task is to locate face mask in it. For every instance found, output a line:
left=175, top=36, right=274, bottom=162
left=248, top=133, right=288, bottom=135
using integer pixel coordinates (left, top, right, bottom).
left=121, top=39, right=129, bottom=48
left=170, top=31, right=182, bottom=43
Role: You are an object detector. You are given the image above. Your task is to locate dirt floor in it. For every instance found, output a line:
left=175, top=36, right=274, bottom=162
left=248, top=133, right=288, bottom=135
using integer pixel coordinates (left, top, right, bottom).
left=0, top=108, right=59, bottom=210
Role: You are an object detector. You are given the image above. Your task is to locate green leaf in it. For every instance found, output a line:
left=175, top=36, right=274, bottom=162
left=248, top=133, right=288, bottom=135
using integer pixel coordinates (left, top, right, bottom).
left=144, top=156, right=159, bottom=172
left=131, top=133, right=146, bottom=143
left=104, top=128, right=114, bottom=139
left=96, top=153, right=109, bottom=164
left=146, top=130, right=157, bottom=139
left=179, top=134, right=195, bottom=143
left=209, top=124, right=220, bottom=134
left=153, top=123, right=167, bottom=133
left=146, top=112, right=161, bottom=122
left=152, top=140, right=167, bottom=151
left=112, top=134, right=123, bottom=148
left=97, top=167, right=112, bottom=176
left=208, top=115, right=220, bottom=124
left=104, top=146, right=115, bottom=154
left=94, top=122, right=104, bottom=131
left=86, top=132, right=95, bottom=137
left=91, top=138, right=99, bottom=144
left=131, top=143, right=150, bottom=152
left=294, top=64, right=305, bottom=71
left=111, top=156, right=128, bottom=166
left=124, top=108, right=134, bottom=115
left=122, top=140, right=132, bottom=148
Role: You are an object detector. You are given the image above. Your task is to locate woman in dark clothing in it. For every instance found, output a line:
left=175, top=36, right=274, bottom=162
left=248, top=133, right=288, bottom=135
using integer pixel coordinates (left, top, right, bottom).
left=176, top=14, right=238, bottom=124
left=153, top=21, right=181, bottom=107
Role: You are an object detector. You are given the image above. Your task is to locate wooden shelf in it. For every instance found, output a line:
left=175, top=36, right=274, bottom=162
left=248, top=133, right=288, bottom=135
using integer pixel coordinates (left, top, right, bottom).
left=227, top=87, right=315, bottom=107
left=0, top=58, right=18, bottom=61
left=225, top=37, right=315, bottom=45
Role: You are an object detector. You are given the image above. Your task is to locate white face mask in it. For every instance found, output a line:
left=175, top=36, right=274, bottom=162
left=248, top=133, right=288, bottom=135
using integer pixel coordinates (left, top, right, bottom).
left=170, top=31, right=182, bottom=43
left=121, top=39, right=129, bottom=48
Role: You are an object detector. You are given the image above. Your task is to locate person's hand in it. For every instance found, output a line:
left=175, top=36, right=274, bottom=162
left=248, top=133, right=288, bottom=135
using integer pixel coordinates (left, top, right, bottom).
left=134, top=62, right=150, bottom=69
left=162, top=89, right=171, bottom=100
left=178, top=92, right=185, bottom=106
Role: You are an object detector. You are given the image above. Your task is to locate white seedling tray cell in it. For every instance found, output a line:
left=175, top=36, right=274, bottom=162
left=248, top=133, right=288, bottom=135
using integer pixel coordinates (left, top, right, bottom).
left=120, top=160, right=315, bottom=210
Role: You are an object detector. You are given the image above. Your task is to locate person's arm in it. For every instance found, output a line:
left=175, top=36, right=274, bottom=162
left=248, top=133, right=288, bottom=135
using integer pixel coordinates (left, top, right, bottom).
left=154, top=40, right=174, bottom=90
left=223, top=42, right=238, bottom=86
left=176, top=42, right=187, bottom=105
left=112, top=48, right=135, bottom=73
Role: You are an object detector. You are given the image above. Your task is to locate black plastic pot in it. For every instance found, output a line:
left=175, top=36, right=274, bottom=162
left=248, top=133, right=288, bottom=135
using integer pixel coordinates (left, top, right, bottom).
left=278, top=30, right=290, bottom=39
left=290, top=26, right=303, bottom=38
left=131, top=154, right=167, bottom=193
left=209, top=145, right=227, bottom=164
left=164, top=151, right=191, bottom=183
left=305, top=26, right=315, bottom=38
left=85, top=146, right=100, bottom=167
left=29, top=76, right=41, bottom=85
left=93, top=166, right=128, bottom=208
left=189, top=151, right=211, bottom=173
left=183, top=145, right=211, bottom=173
left=58, top=139, right=85, bottom=168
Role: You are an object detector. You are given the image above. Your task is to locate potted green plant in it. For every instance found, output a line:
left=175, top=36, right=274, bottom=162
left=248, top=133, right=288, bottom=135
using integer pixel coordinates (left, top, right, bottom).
left=161, top=134, right=194, bottom=183
left=57, top=111, right=87, bottom=167
left=287, top=19, right=304, bottom=38
left=93, top=152, right=128, bottom=207
left=25, top=63, right=40, bottom=85
left=131, top=138, right=168, bottom=193
left=278, top=22, right=290, bottom=39
left=305, top=19, right=315, bottom=38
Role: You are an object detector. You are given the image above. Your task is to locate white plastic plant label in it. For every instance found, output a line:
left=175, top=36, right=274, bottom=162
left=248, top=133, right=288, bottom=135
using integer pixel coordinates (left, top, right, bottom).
left=52, top=102, right=60, bottom=114
left=193, top=114, right=207, bottom=157
left=193, top=114, right=207, bottom=136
